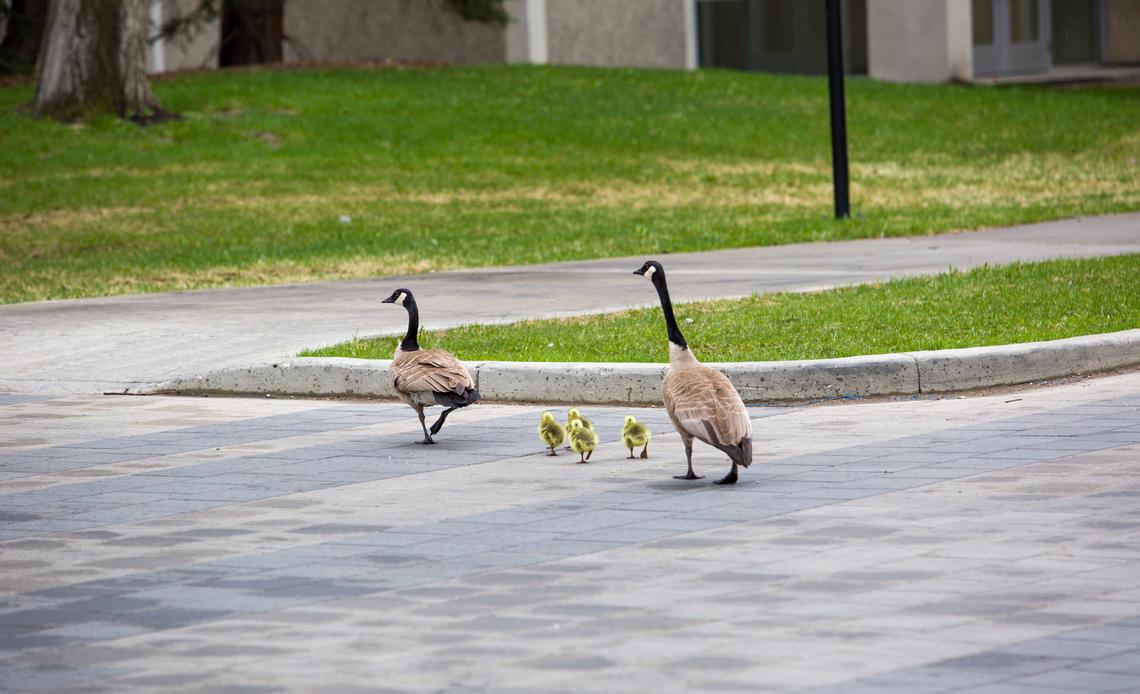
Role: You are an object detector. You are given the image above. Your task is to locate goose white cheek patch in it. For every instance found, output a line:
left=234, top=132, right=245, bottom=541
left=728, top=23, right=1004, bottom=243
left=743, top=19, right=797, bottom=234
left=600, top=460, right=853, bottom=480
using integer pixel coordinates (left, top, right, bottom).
left=395, top=293, right=406, bottom=306
left=644, top=266, right=656, bottom=279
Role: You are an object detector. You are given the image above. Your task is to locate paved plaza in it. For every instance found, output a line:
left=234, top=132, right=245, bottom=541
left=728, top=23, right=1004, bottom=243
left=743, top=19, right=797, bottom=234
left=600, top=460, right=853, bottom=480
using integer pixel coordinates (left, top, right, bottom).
left=2, top=373, right=1140, bottom=691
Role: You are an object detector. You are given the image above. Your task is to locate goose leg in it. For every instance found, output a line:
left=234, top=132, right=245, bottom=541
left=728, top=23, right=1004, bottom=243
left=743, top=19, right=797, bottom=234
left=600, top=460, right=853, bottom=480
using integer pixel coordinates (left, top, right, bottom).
left=429, top=407, right=456, bottom=436
left=640, top=443, right=649, bottom=459
left=715, top=460, right=739, bottom=486
left=413, top=406, right=435, bottom=445
left=674, top=435, right=703, bottom=480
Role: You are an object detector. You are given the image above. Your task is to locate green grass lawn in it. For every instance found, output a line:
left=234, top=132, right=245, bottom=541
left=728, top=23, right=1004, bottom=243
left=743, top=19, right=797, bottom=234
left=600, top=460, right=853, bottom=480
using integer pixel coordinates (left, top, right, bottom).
left=2, top=65, right=1138, bottom=304
left=301, top=255, right=1140, bottom=363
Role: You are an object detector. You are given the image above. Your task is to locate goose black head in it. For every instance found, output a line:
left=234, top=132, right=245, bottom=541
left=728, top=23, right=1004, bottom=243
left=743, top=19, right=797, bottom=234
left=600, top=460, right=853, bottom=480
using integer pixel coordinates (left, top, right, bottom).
left=382, top=288, right=415, bottom=307
left=633, top=260, right=664, bottom=282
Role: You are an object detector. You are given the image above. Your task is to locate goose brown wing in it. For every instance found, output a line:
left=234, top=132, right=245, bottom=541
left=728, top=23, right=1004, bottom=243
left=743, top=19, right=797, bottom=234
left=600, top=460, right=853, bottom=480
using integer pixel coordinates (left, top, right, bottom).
left=392, top=349, right=475, bottom=395
left=663, top=366, right=752, bottom=447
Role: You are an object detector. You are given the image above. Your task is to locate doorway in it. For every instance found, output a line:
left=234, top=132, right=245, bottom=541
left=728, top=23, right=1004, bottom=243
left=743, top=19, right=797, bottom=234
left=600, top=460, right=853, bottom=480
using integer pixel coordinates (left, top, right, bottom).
left=973, top=0, right=1051, bottom=76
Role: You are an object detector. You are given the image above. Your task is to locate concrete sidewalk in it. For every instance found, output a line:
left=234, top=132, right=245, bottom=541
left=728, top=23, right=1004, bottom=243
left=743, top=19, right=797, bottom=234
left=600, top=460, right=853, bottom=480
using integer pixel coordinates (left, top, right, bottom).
left=1, top=374, right=1139, bottom=691
left=2, top=213, right=1138, bottom=395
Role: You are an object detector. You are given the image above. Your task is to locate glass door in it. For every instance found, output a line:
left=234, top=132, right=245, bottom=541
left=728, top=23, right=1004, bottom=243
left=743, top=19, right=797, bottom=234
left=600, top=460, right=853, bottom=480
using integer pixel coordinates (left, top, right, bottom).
left=1006, top=0, right=1050, bottom=72
left=973, top=0, right=1051, bottom=76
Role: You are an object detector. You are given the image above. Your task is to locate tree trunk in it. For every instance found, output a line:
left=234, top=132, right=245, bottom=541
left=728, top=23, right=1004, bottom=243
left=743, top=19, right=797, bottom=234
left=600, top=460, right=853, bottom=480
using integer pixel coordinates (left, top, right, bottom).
left=0, top=0, right=49, bottom=74
left=219, top=0, right=282, bottom=67
left=32, top=0, right=172, bottom=122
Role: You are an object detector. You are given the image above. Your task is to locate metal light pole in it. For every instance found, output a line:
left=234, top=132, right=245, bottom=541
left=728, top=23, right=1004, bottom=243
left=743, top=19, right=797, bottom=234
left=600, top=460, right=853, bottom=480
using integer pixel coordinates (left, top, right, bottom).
left=825, top=0, right=850, bottom=219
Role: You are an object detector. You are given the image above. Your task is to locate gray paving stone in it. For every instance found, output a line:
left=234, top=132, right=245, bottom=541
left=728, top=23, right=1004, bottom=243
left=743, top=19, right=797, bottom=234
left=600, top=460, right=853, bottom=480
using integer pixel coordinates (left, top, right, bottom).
left=859, top=666, right=1003, bottom=690
left=1056, top=625, right=1140, bottom=645
left=2, top=382, right=1139, bottom=690
left=1078, top=650, right=1140, bottom=675
left=935, top=651, right=1080, bottom=675
left=961, top=684, right=1088, bottom=694
left=1008, top=667, right=1140, bottom=691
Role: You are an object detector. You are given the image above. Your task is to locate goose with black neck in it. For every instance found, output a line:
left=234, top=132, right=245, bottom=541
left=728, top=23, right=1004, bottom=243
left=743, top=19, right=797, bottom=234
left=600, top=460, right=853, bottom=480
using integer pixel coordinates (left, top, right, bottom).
left=382, top=288, right=480, bottom=445
left=633, top=261, right=753, bottom=485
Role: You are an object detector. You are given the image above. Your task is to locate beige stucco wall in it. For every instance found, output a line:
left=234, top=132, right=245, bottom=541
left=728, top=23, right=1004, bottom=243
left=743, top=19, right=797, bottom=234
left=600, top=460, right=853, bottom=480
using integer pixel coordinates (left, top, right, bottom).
left=159, top=0, right=220, bottom=72
left=545, top=0, right=688, bottom=69
left=145, top=0, right=219, bottom=73
left=282, top=0, right=505, bottom=65
left=867, top=0, right=972, bottom=82
left=1105, top=0, right=1140, bottom=64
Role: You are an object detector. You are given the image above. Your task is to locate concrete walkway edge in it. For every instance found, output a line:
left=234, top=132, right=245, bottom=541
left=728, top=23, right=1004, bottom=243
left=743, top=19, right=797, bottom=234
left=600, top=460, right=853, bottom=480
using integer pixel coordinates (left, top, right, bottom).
left=141, top=329, right=1140, bottom=404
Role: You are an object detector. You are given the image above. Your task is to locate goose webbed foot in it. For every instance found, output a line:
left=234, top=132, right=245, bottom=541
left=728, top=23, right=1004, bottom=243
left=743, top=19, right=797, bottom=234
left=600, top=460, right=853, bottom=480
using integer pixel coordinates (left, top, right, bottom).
left=627, top=449, right=635, bottom=459
left=577, top=453, right=588, bottom=464
left=416, top=437, right=436, bottom=445
left=714, top=462, right=739, bottom=486
left=547, top=446, right=558, bottom=457
left=675, top=455, right=701, bottom=480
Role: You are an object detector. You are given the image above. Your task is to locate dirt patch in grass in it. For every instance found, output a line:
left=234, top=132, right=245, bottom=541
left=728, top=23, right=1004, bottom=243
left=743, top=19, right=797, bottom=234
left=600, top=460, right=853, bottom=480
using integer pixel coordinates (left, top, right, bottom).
left=101, top=255, right=456, bottom=294
left=0, top=207, right=153, bottom=233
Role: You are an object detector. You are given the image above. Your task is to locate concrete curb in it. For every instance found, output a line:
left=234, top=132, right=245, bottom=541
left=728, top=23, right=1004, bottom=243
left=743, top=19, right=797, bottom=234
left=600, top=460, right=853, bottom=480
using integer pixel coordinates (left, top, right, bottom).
left=142, top=329, right=1140, bottom=404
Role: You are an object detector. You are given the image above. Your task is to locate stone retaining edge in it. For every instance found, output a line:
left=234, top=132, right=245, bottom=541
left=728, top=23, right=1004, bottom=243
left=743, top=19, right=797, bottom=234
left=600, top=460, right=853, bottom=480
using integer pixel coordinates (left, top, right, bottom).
left=141, top=329, right=1140, bottom=404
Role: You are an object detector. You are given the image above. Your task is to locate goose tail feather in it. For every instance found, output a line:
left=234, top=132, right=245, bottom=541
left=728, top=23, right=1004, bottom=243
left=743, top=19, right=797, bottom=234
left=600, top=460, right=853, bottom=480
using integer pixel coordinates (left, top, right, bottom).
left=433, top=388, right=481, bottom=408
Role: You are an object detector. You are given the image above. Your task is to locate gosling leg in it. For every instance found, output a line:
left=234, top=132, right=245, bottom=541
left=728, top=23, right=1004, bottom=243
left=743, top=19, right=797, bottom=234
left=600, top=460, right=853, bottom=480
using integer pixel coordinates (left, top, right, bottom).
left=547, top=445, right=558, bottom=457
left=640, top=443, right=649, bottom=459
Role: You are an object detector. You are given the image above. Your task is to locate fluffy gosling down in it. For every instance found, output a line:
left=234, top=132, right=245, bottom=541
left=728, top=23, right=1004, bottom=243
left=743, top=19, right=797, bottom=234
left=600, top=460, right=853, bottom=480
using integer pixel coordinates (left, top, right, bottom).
left=538, top=412, right=566, bottom=456
left=621, top=415, right=651, bottom=459
left=564, top=407, right=594, bottom=448
left=568, top=419, right=598, bottom=464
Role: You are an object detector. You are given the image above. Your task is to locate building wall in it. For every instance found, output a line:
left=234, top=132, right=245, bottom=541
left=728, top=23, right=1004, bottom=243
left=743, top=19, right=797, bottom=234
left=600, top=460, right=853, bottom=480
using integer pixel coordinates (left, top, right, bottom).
left=157, top=0, right=220, bottom=72
left=505, top=0, right=547, bottom=64
left=867, top=0, right=972, bottom=82
left=545, top=0, right=688, bottom=69
left=1105, top=0, right=1140, bottom=64
left=151, top=0, right=505, bottom=73
left=283, top=0, right=505, bottom=65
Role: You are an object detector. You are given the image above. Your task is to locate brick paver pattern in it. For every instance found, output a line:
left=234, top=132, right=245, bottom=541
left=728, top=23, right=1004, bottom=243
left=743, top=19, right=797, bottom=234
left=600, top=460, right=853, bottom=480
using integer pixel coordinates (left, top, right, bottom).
left=2, top=375, right=1139, bottom=692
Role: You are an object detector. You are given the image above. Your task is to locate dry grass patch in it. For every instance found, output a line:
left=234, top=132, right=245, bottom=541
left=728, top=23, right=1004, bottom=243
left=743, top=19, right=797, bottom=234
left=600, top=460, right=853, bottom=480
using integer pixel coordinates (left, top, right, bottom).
left=0, top=207, right=153, bottom=233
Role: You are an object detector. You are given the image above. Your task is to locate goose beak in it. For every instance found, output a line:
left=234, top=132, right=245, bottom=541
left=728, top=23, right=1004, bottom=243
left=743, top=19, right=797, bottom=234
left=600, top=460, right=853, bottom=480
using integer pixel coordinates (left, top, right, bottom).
left=633, top=268, right=646, bottom=276
left=381, top=297, right=396, bottom=304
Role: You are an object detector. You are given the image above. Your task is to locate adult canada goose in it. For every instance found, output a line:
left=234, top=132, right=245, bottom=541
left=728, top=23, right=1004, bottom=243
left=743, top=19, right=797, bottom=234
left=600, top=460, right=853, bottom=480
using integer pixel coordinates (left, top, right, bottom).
left=621, top=415, right=651, bottom=459
left=633, top=261, right=752, bottom=485
left=538, top=411, right=566, bottom=456
left=567, top=419, right=598, bottom=464
left=382, top=288, right=480, bottom=444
